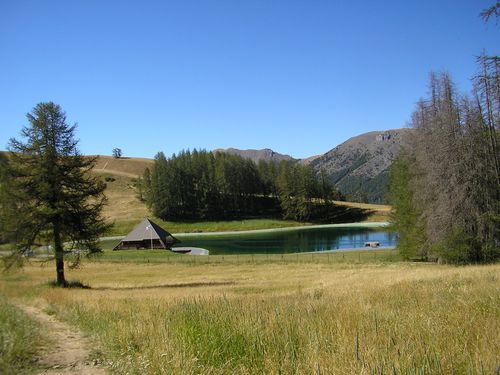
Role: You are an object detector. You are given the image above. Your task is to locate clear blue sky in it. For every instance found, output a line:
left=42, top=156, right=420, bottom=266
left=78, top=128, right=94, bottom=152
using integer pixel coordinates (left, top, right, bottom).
left=0, top=1, right=498, bottom=159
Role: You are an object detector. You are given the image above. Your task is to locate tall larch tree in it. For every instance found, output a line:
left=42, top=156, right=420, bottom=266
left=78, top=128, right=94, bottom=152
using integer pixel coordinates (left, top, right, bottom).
left=1, top=102, right=108, bottom=286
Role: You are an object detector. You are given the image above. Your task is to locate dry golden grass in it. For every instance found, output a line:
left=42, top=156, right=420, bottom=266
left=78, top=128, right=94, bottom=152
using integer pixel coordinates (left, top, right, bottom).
left=94, top=172, right=148, bottom=222
left=333, top=200, right=392, bottom=222
left=1, top=261, right=499, bottom=374
left=333, top=200, right=392, bottom=212
left=91, top=155, right=153, bottom=177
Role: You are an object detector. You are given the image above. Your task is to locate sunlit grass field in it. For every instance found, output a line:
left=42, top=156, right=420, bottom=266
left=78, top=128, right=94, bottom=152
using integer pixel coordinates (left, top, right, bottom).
left=0, top=296, right=43, bottom=374
left=1, top=256, right=499, bottom=374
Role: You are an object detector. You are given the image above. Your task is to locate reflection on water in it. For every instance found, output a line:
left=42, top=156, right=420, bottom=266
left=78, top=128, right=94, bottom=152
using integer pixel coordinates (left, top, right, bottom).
left=179, top=227, right=396, bottom=255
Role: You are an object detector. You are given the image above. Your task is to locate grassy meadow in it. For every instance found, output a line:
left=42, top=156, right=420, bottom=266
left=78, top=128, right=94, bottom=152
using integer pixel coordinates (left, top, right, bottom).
left=1, top=256, right=499, bottom=374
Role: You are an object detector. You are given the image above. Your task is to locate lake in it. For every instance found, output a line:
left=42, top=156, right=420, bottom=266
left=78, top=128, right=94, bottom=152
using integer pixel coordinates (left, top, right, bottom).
left=177, top=226, right=396, bottom=255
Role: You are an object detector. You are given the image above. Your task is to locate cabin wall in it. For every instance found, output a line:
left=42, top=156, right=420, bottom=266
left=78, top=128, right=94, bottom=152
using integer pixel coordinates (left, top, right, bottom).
left=114, top=239, right=170, bottom=250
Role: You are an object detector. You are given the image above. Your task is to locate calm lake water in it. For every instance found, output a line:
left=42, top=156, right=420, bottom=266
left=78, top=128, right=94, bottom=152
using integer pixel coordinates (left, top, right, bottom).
left=178, top=227, right=396, bottom=255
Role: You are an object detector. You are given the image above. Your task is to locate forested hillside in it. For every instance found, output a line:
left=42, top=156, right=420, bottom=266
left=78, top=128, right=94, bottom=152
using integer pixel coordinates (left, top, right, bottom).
left=139, top=150, right=344, bottom=222
left=214, top=148, right=296, bottom=164
left=310, top=129, right=409, bottom=203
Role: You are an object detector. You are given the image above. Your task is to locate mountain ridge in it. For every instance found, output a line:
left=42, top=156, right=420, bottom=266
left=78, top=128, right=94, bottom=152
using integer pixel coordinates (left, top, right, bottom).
left=217, top=128, right=409, bottom=203
left=53, top=128, right=408, bottom=203
left=310, top=129, right=410, bottom=202
left=214, top=148, right=297, bottom=164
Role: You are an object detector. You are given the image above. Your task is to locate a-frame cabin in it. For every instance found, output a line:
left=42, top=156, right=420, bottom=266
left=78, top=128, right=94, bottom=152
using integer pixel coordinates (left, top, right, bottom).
left=113, top=218, right=180, bottom=250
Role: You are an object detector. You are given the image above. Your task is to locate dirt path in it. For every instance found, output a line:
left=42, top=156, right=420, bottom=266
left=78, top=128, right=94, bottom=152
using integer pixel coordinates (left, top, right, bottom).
left=18, top=304, right=107, bottom=375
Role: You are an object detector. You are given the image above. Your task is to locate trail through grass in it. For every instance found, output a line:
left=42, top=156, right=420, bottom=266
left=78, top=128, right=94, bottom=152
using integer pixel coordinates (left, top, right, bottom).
left=0, top=260, right=498, bottom=374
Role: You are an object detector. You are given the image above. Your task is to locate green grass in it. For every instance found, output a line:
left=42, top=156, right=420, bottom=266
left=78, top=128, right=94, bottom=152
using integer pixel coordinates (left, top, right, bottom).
left=98, top=239, right=122, bottom=250
left=90, top=248, right=401, bottom=264
left=106, top=218, right=309, bottom=236
left=0, top=296, right=42, bottom=374
left=0, top=243, right=14, bottom=251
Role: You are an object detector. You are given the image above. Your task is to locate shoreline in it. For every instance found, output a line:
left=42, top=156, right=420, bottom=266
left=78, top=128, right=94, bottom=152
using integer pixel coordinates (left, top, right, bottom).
left=101, top=221, right=391, bottom=241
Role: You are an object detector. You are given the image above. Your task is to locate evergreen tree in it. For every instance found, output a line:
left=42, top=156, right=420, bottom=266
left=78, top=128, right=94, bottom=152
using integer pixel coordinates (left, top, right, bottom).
left=144, top=149, right=337, bottom=222
left=1, top=102, right=108, bottom=285
left=388, top=153, right=426, bottom=260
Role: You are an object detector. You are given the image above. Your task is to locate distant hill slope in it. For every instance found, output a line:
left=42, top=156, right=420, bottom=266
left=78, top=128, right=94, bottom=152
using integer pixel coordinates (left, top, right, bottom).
left=90, top=155, right=153, bottom=177
left=310, top=129, right=410, bottom=203
left=298, top=154, right=323, bottom=165
left=215, top=148, right=296, bottom=163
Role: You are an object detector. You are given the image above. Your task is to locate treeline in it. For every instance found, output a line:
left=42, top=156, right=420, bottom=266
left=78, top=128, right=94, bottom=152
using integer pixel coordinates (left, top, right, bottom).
left=389, top=55, right=500, bottom=263
left=139, top=150, right=341, bottom=222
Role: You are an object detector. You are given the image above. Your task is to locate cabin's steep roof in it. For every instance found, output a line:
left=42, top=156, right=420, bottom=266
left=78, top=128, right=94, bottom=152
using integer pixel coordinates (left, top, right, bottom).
left=121, top=218, right=179, bottom=243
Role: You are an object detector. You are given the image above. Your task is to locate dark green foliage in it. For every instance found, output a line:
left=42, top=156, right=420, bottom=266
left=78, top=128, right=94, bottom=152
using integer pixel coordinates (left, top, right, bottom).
left=0, top=102, right=109, bottom=285
left=388, top=153, right=426, bottom=260
left=142, top=149, right=341, bottom=222
left=337, top=172, right=389, bottom=204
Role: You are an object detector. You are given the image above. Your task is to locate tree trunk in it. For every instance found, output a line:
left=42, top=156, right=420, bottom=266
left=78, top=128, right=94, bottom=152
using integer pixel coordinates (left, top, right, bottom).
left=53, top=222, right=66, bottom=286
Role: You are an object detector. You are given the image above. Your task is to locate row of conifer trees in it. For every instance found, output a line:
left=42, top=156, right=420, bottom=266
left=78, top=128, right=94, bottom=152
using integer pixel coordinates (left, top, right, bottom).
left=138, top=150, right=340, bottom=222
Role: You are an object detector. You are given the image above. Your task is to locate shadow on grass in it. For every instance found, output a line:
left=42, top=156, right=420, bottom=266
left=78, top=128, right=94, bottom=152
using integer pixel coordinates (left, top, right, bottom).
left=92, top=281, right=236, bottom=291
left=47, top=280, right=91, bottom=289
left=311, top=205, right=373, bottom=224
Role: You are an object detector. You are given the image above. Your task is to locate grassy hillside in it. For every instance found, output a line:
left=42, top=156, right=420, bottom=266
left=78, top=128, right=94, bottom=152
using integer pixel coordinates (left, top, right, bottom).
left=91, top=155, right=153, bottom=177
left=1, top=261, right=498, bottom=374
left=95, top=172, right=148, bottom=222
left=90, top=155, right=391, bottom=235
